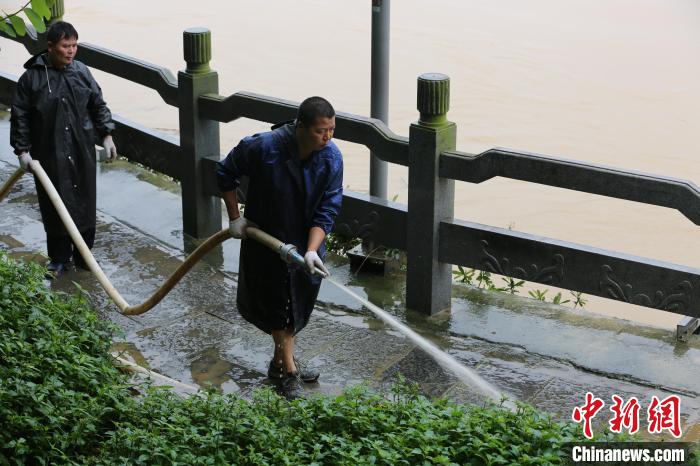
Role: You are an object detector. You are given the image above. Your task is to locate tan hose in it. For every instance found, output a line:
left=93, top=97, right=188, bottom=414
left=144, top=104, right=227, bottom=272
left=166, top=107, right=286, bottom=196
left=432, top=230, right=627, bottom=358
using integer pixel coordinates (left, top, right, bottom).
left=246, top=225, right=284, bottom=252
left=112, top=355, right=199, bottom=393
left=0, top=167, right=24, bottom=201
left=122, top=228, right=231, bottom=315
left=4, top=163, right=508, bottom=402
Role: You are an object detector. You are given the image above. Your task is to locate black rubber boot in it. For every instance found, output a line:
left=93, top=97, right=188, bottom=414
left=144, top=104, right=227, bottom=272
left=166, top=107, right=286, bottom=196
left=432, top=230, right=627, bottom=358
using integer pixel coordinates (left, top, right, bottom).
left=279, top=371, right=304, bottom=400
left=268, top=358, right=320, bottom=383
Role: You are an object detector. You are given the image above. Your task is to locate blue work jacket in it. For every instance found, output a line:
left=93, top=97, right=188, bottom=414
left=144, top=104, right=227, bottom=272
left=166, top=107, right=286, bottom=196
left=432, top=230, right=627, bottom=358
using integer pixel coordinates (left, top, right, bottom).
left=217, top=123, right=343, bottom=334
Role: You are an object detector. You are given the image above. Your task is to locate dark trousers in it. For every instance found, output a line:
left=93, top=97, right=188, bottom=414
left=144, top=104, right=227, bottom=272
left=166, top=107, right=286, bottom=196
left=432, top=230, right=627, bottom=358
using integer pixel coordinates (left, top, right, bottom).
left=46, top=228, right=95, bottom=265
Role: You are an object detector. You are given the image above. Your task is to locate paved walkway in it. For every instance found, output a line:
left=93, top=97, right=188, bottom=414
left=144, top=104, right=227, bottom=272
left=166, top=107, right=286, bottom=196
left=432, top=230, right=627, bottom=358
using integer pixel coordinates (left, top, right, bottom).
left=0, top=112, right=698, bottom=440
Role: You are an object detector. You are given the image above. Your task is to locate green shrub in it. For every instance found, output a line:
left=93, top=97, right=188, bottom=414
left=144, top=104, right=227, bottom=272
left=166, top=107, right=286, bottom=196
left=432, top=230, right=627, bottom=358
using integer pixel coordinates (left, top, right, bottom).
left=0, top=252, right=129, bottom=464
left=326, top=232, right=361, bottom=256
left=96, top=385, right=597, bottom=466
left=1, top=251, right=664, bottom=465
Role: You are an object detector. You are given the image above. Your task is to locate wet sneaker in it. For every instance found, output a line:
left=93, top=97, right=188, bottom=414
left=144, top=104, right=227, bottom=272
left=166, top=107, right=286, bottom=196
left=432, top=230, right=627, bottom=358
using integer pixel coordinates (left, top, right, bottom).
left=45, top=261, right=70, bottom=280
left=279, top=371, right=304, bottom=400
left=267, top=357, right=320, bottom=382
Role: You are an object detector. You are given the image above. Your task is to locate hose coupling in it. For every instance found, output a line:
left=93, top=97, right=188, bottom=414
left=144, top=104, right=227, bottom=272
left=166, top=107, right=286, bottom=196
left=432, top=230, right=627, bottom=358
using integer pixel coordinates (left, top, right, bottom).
left=279, top=243, right=299, bottom=264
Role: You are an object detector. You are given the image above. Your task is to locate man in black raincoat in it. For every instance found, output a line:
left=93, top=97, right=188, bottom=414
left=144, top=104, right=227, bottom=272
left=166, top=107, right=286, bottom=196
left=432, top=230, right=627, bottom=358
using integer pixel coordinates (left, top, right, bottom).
left=10, top=21, right=116, bottom=278
left=217, top=96, right=343, bottom=398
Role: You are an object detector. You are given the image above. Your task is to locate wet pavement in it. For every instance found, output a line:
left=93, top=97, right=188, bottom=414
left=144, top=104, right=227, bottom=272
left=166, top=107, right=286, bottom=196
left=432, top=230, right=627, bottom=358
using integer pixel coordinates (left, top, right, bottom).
left=0, top=109, right=698, bottom=441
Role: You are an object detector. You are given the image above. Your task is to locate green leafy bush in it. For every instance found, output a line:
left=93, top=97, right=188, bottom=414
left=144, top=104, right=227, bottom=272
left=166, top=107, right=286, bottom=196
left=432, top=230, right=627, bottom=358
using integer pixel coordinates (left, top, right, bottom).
left=1, top=251, right=657, bottom=465
left=97, top=386, right=596, bottom=466
left=326, top=231, right=362, bottom=256
left=0, top=252, right=129, bottom=464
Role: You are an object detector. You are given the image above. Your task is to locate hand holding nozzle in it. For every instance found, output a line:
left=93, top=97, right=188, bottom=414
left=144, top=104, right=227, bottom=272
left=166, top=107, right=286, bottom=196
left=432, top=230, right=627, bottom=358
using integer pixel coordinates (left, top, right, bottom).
left=278, top=243, right=328, bottom=278
left=304, top=250, right=330, bottom=278
left=244, top=226, right=329, bottom=278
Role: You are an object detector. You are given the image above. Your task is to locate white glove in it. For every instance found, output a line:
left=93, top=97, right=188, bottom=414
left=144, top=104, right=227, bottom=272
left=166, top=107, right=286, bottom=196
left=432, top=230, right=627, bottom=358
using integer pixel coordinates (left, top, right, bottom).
left=102, top=135, right=117, bottom=162
left=18, top=152, right=32, bottom=171
left=228, top=216, right=255, bottom=239
left=304, top=250, right=329, bottom=277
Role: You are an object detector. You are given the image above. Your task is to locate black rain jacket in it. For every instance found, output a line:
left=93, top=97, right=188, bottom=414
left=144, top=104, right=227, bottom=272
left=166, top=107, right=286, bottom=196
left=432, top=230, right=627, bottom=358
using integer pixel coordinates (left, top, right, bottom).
left=10, top=52, right=114, bottom=235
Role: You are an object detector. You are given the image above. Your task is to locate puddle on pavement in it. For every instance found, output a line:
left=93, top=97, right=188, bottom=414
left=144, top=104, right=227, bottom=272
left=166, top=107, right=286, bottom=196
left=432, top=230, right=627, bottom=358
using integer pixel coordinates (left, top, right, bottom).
left=111, top=342, right=151, bottom=369
left=183, top=347, right=268, bottom=393
left=190, top=347, right=235, bottom=390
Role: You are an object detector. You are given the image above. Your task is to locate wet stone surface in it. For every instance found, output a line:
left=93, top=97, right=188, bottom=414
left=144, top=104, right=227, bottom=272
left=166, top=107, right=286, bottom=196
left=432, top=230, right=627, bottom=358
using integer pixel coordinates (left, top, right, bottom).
left=380, top=347, right=459, bottom=399
left=1, top=114, right=698, bottom=438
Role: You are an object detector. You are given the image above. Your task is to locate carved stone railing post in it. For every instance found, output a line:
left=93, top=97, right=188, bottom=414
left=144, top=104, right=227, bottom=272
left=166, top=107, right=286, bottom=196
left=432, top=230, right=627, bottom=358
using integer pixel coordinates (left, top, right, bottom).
left=178, top=28, right=221, bottom=238
left=406, top=73, right=456, bottom=315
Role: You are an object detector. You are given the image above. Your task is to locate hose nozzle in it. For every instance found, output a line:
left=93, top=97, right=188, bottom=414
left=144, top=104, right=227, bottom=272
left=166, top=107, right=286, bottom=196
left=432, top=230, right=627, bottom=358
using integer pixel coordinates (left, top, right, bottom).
left=279, top=243, right=302, bottom=266
left=278, top=243, right=328, bottom=278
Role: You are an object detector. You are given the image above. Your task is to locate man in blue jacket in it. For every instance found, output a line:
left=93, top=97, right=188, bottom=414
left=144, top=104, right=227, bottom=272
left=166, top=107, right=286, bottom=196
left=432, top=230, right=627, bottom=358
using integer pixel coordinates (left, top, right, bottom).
left=217, top=96, right=343, bottom=398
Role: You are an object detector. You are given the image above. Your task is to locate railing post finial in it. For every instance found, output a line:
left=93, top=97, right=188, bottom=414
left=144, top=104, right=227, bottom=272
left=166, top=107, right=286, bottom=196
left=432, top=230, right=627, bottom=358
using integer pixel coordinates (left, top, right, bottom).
left=183, top=27, right=211, bottom=74
left=406, top=72, right=456, bottom=315
left=417, top=72, right=450, bottom=127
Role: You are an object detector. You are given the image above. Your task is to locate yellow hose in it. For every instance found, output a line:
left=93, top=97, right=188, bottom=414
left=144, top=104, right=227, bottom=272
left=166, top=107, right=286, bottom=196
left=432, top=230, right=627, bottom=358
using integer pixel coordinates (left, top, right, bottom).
left=121, top=228, right=232, bottom=315
left=0, top=167, right=24, bottom=201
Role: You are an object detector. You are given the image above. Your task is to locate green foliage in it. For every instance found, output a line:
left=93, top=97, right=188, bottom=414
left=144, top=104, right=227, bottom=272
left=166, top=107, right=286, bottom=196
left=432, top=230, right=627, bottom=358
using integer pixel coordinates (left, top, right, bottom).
left=452, top=265, right=475, bottom=285
left=501, top=276, right=525, bottom=294
left=475, top=270, right=494, bottom=290
left=453, top=265, right=587, bottom=309
left=570, top=291, right=587, bottom=309
left=8, top=15, right=26, bottom=36
left=0, top=0, right=55, bottom=37
left=551, top=292, right=570, bottom=305
left=0, top=251, right=129, bottom=464
left=528, top=289, right=548, bottom=301
left=0, top=251, right=623, bottom=465
left=326, top=231, right=362, bottom=256
left=96, top=385, right=618, bottom=466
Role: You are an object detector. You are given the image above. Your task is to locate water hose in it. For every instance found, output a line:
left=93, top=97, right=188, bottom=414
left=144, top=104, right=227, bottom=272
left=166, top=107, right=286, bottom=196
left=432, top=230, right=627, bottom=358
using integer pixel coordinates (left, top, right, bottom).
left=0, top=166, right=23, bottom=200
left=112, top=354, right=199, bottom=393
left=2, top=162, right=510, bottom=404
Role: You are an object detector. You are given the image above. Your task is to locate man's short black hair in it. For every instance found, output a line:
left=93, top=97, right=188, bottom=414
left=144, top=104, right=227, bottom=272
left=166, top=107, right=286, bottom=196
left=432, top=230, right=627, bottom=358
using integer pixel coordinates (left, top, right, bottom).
left=46, top=21, right=78, bottom=44
left=297, top=96, right=335, bottom=127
